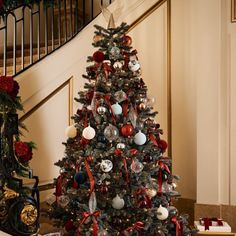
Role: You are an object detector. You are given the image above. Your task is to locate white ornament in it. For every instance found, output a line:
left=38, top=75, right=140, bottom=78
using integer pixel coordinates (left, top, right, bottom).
left=100, top=160, right=113, bottom=172
left=128, top=59, right=140, bottom=72
left=82, top=125, right=96, bottom=140
left=112, top=194, right=125, bottom=209
left=113, top=61, right=123, bottom=70
left=116, top=143, right=125, bottom=149
left=157, top=205, right=169, bottom=220
left=132, top=160, right=144, bottom=173
left=111, top=102, right=122, bottom=115
left=134, top=130, right=147, bottom=145
left=65, top=125, right=77, bottom=138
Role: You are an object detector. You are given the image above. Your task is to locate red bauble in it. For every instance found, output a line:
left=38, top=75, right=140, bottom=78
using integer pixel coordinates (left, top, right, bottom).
left=93, top=51, right=105, bottom=63
left=65, top=219, right=76, bottom=232
left=121, top=124, right=134, bottom=137
left=122, top=35, right=132, bottom=46
left=158, top=139, right=168, bottom=153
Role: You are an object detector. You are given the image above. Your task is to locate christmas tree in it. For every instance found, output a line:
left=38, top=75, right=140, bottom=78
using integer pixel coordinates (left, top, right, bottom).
left=48, top=22, right=196, bottom=235
left=0, top=76, right=39, bottom=235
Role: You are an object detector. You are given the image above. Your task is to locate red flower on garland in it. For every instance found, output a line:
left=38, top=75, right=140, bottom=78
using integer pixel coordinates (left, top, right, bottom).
left=15, top=141, right=33, bottom=163
left=9, top=80, right=20, bottom=98
left=0, top=76, right=14, bottom=93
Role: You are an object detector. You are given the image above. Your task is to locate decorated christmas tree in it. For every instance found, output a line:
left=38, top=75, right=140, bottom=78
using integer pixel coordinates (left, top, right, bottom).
left=48, top=22, right=196, bottom=235
left=0, top=76, right=39, bottom=235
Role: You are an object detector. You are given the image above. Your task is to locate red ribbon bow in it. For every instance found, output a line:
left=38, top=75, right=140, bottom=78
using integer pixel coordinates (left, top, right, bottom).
left=157, top=161, right=171, bottom=193
left=123, top=221, right=145, bottom=235
left=77, top=211, right=101, bottom=236
left=200, top=218, right=223, bottom=230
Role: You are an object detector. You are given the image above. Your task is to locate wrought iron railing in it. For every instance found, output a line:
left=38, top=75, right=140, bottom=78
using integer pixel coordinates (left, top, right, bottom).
left=0, top=0, right=114, bottom=76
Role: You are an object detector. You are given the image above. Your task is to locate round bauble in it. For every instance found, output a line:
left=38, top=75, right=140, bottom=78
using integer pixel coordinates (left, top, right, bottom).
left=168, top=206, right=178, bottom=217
left=74, top=171, right=87, bottom=185
left=134, top=131, right=147, bottom=145
left=122, top=35, right=132, bottom=46
left=111, top=102, right=122, bottom=115
left=104, top=124, right=119, bottom=141
left=97, top=106, right=107, bottom=115
left=121, top=124, right=134, bottom=137
left=82, top=125, right=96, bottom=140
left=157, top=205, right=169, bottom=220
left=93, top=51, right=105, bottom=63
left=100, top=159, right=113, bottom=172
left=109, top=47, right=120, bottom=59
left=128, top=59, right=140, bottom=72
left=65, top=125, right=77, bottom=138
left=93, top=34, right=103, bottom=43
left=133, top=160, right=144, bottom=173
left=112, top=194, right=125, bottom=210
left=114, top=90, right=127, bottom=103
left=138, top=102, right=146, bottom=110
left=116, top=143, right=125, bottom=149
left=113, top=61, right=123, bottom=70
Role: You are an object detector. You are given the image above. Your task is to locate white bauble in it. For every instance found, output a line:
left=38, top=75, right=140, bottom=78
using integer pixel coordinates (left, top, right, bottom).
left=128, top=59, right=140, bottom=72
left=82, top=125, right=96, bottom=140
left=65, top=125, right=77, bottom=138
left=134, top=130, right=146, bottom=145
left=100, top=160, right=113, bottom=172
left=112, top=194, right=125, bottom=210
left=157, top=205, right=169, bottom=220
left=111, top=102, right=122, bottom=115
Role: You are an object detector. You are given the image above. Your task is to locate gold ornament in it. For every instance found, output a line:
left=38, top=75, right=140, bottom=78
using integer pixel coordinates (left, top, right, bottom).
left=93, top=35, right=103, bottom=43
left=3, top=186, right=19, bottom=200
left=138, top=103, right=146, bottom=110
left=20, top=204, right=38, bottom=225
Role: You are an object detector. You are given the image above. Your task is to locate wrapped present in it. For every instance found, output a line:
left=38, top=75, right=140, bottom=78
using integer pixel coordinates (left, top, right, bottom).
left=194, top=218, right=231, bottom=232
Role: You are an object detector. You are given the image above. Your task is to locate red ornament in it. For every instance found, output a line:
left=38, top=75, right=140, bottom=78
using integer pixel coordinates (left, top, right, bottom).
left=158, top=139, right=168, bottom=153
left=93, top=51, right=105, bottom=63
left=0, top=76, right=14, bottom=94
left=99, top=184, right=108, bottom=193
left=15, top=141, right=33, bottom=162
left=121, top=124, right=134, bottom=137
left=64, top=219, right=76, bottom=232
left=123, top=35, right=132, bottom=46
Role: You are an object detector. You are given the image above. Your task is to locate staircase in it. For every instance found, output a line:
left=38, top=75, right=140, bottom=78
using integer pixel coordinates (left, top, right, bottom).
left=0, top=0, right=113, bottom=76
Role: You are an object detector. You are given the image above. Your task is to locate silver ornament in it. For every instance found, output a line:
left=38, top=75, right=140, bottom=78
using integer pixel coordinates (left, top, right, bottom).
left=113, top=61, right=123, bottom=70
left=114, top=90, right=127, bottom=103
left=100, top=160, right=113, bottom=172
left=109, top=47, right=120, bottom=59
left=116, top=143, right=125, bottom=149
left=128, top=59, right=140, bottom=72
left=97, top=106, right=107, bottom=115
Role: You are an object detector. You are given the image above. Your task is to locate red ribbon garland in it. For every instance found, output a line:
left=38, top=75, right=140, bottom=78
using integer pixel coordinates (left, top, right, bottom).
left=171, top=216, right=180, bottom=236
left=157, top=161, right=171, bottom=193
left=122, top=221, right=145, bottom=235
left=149, top=133, right=159, bottom=146
left=77, top=211, right=101, bottom=236
left=200, top=218, right=223, bottom=230
left=84, top=156, right=94, bottom=194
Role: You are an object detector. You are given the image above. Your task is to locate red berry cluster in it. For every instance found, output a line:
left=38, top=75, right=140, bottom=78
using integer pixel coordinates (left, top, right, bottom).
left=15, top=141, right=33, bottom=163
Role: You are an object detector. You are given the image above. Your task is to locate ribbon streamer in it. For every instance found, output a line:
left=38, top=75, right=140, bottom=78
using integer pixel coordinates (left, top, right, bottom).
left=84, top=156, right=95, bottom=194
